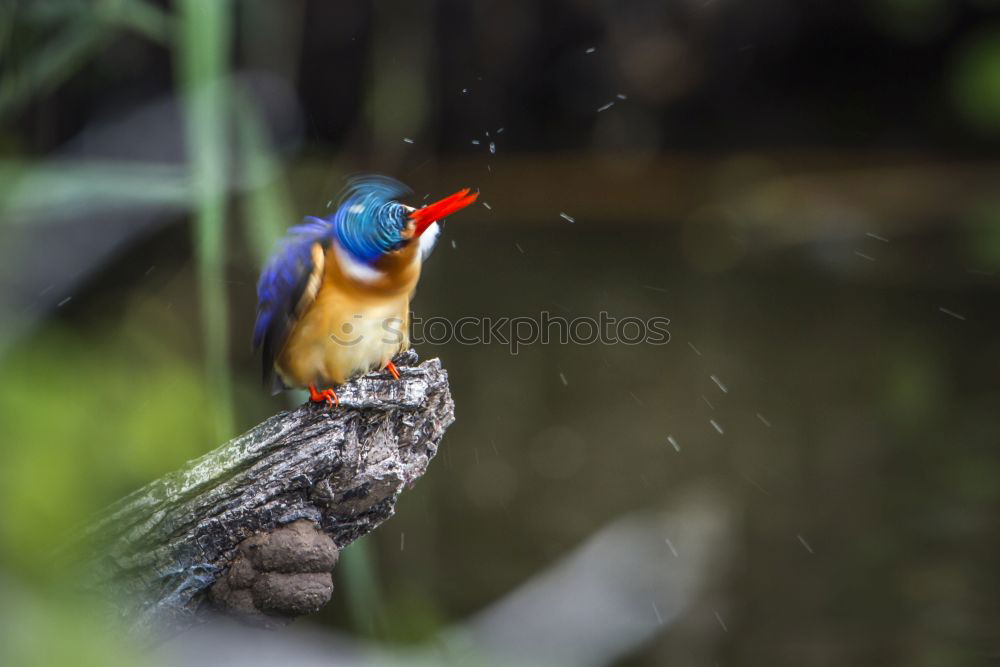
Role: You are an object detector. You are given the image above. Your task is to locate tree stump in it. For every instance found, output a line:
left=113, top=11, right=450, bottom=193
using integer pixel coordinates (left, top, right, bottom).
left=69, top=350, right=453, bottom=639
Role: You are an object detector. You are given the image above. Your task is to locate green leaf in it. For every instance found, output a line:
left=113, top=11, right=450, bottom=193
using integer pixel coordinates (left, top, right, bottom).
left=175, top=0, right=234, bottom=442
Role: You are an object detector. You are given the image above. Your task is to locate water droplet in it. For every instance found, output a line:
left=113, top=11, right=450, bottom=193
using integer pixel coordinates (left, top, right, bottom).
left=664, top=537, right=679, bottom=557
left=715, top=611, right=729, bottom=632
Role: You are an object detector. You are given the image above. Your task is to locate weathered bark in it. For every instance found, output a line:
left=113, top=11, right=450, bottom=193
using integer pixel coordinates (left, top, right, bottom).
left=70, top=350, right=452, bottom=639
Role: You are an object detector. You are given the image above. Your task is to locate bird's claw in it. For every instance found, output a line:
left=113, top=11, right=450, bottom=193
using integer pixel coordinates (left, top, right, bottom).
left=308, top=384, right=339, bottom=407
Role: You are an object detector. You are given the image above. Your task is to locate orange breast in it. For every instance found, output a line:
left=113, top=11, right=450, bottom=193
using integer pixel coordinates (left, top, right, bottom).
left=275, top=242, right=420, bottom=387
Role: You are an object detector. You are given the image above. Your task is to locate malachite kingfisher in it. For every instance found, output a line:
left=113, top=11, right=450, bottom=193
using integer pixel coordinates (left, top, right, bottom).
left=252, top=175, right=477, bottom=406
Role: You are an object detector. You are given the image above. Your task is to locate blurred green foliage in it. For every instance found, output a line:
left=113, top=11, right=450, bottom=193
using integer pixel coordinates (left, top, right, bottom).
left=0, top=301, right=222, bottom=576
left=0, top=583, right=144, bottom=667
left=951, top=27, right=1000, bottom=134
left=0, top=0, right=171, bottom=118
left=0, top=161, right=190, bottom=222
left=0, top=296, right=228, bottom=666
left=962, top=198, right=1000, bottom=268
left=869, top=0, right=952, bottom=41
left=0, top=3, right=353, bottom=662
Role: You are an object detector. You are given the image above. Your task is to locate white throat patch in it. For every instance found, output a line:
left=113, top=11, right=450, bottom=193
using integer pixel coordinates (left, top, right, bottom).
left=419, top=221, right=441, bottom=261
left=333, top=239, right=384, bottom=284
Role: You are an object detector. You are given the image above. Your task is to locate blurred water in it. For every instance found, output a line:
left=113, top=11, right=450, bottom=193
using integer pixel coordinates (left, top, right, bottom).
left=300, top=218, right=1000, bottom=665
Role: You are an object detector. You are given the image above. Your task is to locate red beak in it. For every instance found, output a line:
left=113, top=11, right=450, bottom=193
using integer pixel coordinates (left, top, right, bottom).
left=410, top=188, right=479, bottom=237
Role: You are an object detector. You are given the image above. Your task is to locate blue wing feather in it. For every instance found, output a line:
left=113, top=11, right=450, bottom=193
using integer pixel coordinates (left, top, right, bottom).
left=252, top=216, right=333, bottom=385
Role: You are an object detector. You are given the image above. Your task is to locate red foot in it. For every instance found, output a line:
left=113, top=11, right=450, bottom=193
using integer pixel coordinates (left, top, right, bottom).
left=385, top=360, right=400, bottom=380
left=308, top=383, right=339, bottom=407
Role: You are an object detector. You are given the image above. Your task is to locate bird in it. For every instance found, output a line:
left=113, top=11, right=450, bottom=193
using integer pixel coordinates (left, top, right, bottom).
left=253, top=175, right=478, bottom=406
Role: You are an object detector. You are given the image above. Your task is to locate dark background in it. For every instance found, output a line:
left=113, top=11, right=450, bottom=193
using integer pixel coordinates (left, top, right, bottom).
left=1, top=1, right=999, bottom=665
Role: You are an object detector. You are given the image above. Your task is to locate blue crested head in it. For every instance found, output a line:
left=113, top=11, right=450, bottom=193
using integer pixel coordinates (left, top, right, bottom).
left=330, top=175, right=413, bottom=264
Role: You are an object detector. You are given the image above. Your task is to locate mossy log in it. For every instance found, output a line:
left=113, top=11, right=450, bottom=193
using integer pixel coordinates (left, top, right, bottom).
left=71, top=350, right=452, bottom=639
